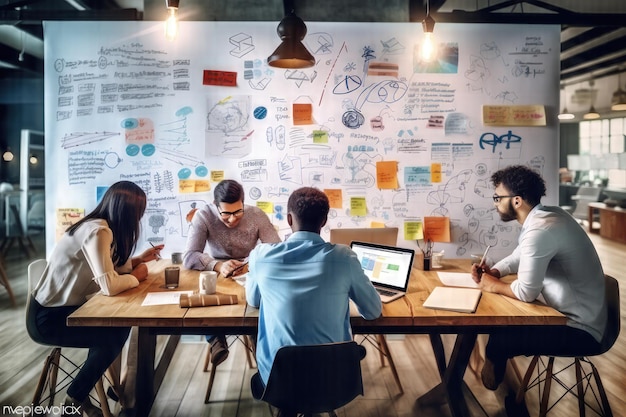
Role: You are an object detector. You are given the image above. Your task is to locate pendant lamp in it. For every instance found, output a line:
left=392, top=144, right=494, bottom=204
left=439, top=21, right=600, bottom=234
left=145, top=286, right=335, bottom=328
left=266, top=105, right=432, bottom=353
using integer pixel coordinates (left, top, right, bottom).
left=267, top=10, right=315, bottom=69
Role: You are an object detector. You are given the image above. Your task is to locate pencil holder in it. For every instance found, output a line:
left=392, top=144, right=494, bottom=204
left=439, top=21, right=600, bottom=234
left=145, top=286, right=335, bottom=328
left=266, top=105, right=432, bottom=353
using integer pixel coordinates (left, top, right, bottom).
left=423, top=257, right=431, bottom=271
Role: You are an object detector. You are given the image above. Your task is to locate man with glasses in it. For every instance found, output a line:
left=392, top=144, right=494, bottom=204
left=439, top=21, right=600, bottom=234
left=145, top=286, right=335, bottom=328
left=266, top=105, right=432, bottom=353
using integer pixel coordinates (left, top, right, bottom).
left=184, top=179, right=280, bottom=366
left=472, top=165, right=607, bottom=391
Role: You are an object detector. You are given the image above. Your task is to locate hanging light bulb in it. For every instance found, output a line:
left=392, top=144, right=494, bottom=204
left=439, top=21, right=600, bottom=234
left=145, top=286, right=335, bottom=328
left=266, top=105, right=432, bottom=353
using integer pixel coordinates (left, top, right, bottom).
left=29, top=154, right=38, bottom=165
left=165, top=0, right=180, bottom=42
left=558, top=85, right=575, bottom=120
left=420, top=0, right=436, bottom=62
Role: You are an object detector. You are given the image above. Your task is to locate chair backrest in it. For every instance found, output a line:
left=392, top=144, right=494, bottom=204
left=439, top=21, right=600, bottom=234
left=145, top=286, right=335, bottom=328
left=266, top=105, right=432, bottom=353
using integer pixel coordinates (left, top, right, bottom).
left=259, top=341, right=364, bottom=414
left=600, top=274, right=621, bottom=353
left=26, top=259, right=48, bottom=341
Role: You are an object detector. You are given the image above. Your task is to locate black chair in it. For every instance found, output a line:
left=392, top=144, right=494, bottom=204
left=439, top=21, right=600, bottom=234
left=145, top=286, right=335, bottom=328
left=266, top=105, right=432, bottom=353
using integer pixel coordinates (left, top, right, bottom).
left=513, top=275, right=620, bottom=417
left=26, top=259, right=113, bottom=416
left=251, top=341, right=366, bottom=417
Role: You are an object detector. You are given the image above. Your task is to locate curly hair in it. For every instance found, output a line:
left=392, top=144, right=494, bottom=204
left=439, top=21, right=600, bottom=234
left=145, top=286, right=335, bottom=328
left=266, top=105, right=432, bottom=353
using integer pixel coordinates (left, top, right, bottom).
left=491, top=165, right=546, bottom=206
left=287, top=187, right=329, bottom=232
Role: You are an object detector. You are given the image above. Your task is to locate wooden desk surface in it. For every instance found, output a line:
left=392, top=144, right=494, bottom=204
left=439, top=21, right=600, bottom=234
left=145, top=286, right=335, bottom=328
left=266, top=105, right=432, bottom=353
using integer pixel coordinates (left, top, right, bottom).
left=68, top=258, right=566, bottom=330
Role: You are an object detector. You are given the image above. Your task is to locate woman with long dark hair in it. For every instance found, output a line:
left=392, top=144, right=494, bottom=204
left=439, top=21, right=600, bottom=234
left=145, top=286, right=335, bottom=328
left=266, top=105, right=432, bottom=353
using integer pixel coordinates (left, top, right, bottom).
left=28, top=181, right=163, bottom=416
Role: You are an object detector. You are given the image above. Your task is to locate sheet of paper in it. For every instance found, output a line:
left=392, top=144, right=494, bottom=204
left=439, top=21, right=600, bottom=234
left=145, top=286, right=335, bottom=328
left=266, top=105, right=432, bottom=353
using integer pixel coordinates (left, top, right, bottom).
left=436, top=272, right=479, bottom=288
left=141, top=291, right=194, bottom=306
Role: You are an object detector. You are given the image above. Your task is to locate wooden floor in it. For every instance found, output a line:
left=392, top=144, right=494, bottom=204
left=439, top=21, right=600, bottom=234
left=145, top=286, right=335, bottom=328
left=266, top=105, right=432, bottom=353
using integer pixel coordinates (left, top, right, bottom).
left=1, top=231, right=625, bottom=417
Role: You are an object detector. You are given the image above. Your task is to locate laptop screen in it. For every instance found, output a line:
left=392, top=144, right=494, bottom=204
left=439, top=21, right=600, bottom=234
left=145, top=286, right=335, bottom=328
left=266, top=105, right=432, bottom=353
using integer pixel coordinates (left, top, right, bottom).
left=350, top=241, right=415, bottom=291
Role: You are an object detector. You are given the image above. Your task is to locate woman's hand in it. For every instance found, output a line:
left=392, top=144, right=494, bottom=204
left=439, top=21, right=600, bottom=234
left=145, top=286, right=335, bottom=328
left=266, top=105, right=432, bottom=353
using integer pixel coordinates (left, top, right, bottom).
left=138, top=244, right=164, bottom=264
left=131, top=263, right=148, bottom=282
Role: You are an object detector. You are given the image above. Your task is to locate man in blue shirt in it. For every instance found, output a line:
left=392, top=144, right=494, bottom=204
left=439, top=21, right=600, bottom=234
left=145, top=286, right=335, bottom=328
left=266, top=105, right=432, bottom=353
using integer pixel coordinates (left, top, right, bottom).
left=472, top=165, right=606, bottom=391
left=246, top=187, right=382, bottom=387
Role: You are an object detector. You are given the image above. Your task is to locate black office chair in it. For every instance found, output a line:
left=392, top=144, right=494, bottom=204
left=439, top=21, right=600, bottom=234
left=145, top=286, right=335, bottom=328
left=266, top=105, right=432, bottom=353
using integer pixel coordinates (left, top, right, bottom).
left=26, top=259, right=113, bottom=416
left=251, top=341, right=366, bottom=417
left=512, top=275, right=620, bottom=417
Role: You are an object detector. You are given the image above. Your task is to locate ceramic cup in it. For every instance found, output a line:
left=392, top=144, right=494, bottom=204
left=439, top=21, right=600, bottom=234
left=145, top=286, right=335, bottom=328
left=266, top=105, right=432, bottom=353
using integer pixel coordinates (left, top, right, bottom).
left=199, top=271, right=218, bottom=295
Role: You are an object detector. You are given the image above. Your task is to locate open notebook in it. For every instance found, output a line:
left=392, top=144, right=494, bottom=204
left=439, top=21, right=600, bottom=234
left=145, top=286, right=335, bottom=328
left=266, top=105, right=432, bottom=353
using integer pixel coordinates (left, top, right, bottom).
left=350, top=241, right=414, bottom=303
left=423, top=286, right=482, bottom=313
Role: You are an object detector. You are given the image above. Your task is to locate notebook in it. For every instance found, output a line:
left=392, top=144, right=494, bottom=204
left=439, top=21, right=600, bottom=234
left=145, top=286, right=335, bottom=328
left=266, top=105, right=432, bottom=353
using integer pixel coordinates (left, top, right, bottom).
left=330, top=227, right=399, bottom=247
left=350, top=241, right=414, bottom=303
left=422, top=286, right=482, bottom=313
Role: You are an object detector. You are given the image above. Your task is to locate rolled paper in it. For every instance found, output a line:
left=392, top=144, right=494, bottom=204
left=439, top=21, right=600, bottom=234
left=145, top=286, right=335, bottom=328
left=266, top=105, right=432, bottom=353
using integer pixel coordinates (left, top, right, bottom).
left=179, top=293, right=238, bottom=308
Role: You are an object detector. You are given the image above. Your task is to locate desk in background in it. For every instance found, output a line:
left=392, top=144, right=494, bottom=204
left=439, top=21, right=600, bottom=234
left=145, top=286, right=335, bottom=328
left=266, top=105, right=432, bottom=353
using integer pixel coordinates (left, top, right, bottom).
left=68, top=259, right=565, bottom=417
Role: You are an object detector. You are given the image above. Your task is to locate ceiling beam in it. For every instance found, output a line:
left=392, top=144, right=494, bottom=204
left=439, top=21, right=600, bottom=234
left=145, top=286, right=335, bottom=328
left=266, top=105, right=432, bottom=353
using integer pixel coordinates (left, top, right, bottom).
left=0, top=8, right=141, bottom=24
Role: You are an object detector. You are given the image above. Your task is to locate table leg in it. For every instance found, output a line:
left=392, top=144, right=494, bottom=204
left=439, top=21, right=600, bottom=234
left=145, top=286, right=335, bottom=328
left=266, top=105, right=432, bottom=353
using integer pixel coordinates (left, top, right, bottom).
left=134, top=328, right=156, bottom=417
left=418, top=333, right=478, bottom=417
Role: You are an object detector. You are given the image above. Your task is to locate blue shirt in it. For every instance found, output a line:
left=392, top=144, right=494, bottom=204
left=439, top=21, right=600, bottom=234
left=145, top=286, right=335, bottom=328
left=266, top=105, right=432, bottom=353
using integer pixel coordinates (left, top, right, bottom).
left=246, top=231, right=382, bottom=384
left=493, top=204, right=607, bottom=342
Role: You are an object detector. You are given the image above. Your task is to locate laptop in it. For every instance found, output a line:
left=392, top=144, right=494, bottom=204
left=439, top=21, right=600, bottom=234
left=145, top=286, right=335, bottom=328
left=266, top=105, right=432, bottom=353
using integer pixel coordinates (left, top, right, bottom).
left=350, top=241, right=415, bottom=303
left=329, top=227, right=398, bottom=246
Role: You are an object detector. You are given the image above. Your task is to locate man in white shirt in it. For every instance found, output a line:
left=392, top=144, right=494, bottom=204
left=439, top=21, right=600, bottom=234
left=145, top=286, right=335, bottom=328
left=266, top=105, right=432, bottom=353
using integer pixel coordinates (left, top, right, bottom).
left=472, top=165, right=607, bottom=390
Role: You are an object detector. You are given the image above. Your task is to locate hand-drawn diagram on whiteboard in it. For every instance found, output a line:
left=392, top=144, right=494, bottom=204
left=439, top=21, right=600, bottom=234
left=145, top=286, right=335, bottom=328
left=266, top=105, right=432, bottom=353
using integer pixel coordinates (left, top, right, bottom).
left=205, top=95, right=252, bottom=158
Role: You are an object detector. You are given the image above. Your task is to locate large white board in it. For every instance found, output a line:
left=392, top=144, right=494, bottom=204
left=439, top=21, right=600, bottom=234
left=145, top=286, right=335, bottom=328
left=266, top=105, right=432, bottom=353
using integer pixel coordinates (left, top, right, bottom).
left=44, top=21, right=560, bottom=260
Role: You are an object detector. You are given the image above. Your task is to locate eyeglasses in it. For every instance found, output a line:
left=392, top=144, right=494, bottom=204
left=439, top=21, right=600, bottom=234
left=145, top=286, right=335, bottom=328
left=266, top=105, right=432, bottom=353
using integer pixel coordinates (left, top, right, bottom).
left=217, top=206, right=244, bottom=219
left=492, top=194, right=517, bottom=203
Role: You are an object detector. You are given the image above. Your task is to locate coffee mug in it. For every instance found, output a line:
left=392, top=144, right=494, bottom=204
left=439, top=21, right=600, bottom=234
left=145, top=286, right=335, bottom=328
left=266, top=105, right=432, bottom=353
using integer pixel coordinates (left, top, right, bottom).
left=171, top=252, right=183, bottom=264
left=199, top=271, right=218, bottom=295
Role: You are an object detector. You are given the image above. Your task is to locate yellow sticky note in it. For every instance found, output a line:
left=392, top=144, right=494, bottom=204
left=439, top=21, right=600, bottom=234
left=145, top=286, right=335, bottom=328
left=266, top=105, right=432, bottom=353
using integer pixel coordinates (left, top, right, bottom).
left=376, top=161, right=399, bottom=189
left=313, top=130, right=329, bottom=143
left=404, top=221, right=423, bottom=240
left=194, top=180, right=211, bottom=192
left=324, top=189, right=343, bottom=209
left=371, top=221, right=385, bottom=228
left=350, top=197, right=367, bottom=217
left=179, top=179, right=195, bottom=193
left=211, top=171, right=224, bottom=182
left=256, top=201, right=274, bottom=214
left=56, top=208, right=85, bottom=242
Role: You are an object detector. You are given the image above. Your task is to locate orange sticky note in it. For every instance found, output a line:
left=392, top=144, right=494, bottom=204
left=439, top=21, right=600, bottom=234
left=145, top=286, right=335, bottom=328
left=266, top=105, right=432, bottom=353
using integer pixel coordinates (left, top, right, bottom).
left=179, top=179, right=195, bottom=193
left=371, top=221, right=385, bottom=228
left=423, top=217, right=451, bottom=242
left=194, top=180, right=211, bottom=193
left=376, top=161, right=399, bottom=189
left=324, top=189, right=343, bottom=209
left=293, top=103, right=313, bottom=125
left=431, top=163, right=442, bottom=183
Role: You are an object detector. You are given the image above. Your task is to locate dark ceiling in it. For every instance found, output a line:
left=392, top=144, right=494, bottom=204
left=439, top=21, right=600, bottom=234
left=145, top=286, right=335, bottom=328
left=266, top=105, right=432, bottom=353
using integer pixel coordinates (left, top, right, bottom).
left=2, top=0, right=626, bottom=88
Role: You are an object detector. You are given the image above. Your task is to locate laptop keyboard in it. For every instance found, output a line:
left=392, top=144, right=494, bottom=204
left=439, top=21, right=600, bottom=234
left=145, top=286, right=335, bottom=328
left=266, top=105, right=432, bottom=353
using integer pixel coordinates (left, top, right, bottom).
left=376, top=288, right=397, bottom=297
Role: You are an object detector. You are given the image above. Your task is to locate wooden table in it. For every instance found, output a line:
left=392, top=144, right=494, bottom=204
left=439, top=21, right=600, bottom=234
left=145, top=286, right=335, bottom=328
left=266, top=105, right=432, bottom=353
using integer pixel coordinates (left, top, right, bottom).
left=68, top=259, right=566, bottom=417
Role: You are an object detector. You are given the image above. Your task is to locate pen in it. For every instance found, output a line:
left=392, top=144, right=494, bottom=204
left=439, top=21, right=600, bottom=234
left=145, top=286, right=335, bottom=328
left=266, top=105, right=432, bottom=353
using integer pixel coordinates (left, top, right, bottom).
left=479, top=245, right=492, bottom=267
left=227, top=262, right=248, bottom=277
left=150, top=242, right=161, bottom=261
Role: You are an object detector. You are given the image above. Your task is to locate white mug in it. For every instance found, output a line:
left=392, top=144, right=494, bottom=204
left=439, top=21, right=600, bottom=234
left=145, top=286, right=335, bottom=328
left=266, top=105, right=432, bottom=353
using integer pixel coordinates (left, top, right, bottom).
left=199, top=271, right=218, bottom=295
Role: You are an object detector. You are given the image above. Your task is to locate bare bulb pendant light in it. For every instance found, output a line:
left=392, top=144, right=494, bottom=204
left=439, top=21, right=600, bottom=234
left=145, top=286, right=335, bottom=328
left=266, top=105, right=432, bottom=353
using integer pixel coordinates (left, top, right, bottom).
left=267, top=10, right=315, bottom=68
left=420, top=0, right=436, bottom=62
left=165, top=0, right=180, bottom=41
left=611, top=72, right=626, bottom=111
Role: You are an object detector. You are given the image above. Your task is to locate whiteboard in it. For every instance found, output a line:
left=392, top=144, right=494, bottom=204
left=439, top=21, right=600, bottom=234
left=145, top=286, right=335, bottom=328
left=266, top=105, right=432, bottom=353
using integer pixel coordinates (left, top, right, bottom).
left=44, top=21, right=560, bottom=260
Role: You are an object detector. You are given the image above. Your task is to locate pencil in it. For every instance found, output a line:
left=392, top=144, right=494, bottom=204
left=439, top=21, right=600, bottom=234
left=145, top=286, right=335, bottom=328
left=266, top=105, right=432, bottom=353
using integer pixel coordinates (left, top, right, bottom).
left=150, top=242, right=161, bottom=261
left=479, top=245, right=491, bottom=267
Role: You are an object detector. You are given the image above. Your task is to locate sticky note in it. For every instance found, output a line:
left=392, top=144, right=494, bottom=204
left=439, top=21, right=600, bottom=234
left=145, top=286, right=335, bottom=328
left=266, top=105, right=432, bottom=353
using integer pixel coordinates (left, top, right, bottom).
left=324, top=189, right=343, bottom=209
left=423, top=216, right=451, bottom=242
left=376, top=161, right=399, bottom=189
left=404, top=221, right=423, bottom=240
left=256, top=201, right=274, bottom=214
left=350, top=197, right=367, bottom=217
